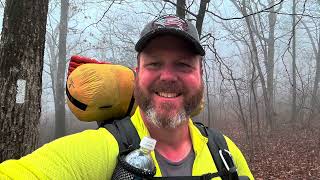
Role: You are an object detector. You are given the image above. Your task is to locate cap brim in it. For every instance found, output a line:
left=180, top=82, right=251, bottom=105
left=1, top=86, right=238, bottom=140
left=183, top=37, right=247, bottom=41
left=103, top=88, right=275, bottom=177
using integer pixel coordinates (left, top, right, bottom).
left=135, top=28, right=205, bottom=56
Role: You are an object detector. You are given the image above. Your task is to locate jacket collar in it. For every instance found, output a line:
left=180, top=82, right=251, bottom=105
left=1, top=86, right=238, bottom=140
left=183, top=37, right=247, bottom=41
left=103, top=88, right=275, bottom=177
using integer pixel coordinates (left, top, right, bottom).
left=130, top=107, right=209, bottom=176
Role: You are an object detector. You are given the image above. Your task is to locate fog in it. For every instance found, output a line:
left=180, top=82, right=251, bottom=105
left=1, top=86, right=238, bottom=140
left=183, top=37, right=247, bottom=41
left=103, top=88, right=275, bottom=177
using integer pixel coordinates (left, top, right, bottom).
left=0, top=0, right=319, bottom=178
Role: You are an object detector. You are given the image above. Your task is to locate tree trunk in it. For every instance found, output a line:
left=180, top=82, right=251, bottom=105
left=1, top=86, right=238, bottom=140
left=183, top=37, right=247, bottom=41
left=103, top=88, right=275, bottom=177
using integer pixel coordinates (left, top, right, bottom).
left=301, top=21, right=320, bottom=126
left=0, top=0, right=49, bottom=162
left=176, top=0, right=186, bottom=19
left=46, top=27, right=59, bottom=100
left=203, top=61, right=211, bottom=127
left=309, top=37, right=320, bottom=124
left=196, top=0, right=210, bottom=37
left=265, top=0, right=277, bottom=130
left=54, top=0, right=69, bottom=139
left=291, top=0, right=297, bottom=124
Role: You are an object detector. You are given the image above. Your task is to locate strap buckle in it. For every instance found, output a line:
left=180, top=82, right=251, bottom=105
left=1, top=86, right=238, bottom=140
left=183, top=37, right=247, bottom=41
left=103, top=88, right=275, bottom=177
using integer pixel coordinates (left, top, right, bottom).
left=219, top=149, right=239, bottom=179
left=219, top=149, right=234, bottom=171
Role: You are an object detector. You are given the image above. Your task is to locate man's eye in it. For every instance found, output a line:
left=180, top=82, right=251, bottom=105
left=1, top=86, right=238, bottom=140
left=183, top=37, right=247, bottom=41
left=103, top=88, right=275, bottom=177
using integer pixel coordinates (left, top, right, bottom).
left=178, top=62, right=191, bottom=68
left=146, top=63, right=160, bottom=68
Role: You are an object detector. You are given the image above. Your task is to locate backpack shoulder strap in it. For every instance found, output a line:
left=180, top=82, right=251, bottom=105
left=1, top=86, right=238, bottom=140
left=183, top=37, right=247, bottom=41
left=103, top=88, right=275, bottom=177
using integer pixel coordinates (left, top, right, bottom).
left=102, top=117, right=140, bottom=153
left=194, top=122, right=242, bottom=180
left=193, top=122, right=228, bottom=174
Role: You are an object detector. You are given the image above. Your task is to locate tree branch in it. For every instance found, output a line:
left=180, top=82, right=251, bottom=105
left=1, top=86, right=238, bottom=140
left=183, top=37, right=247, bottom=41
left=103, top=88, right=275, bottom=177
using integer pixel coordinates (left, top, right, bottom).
left=205, top=0, right=284, bottom=21
left=79, top=0, right=116, bottom=38
left=163, top=0, right=197, bottom=18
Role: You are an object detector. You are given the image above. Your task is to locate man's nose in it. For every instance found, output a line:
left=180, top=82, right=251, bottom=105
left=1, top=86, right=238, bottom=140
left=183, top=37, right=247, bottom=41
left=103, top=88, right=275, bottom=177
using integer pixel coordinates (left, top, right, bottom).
left=159, top=66, right=178, bottom=81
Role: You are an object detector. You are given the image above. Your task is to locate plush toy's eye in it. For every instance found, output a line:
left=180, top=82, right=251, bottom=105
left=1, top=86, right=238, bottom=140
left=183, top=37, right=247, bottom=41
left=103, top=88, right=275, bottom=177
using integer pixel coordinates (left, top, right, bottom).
left=99, top=105, right=113, bottom=109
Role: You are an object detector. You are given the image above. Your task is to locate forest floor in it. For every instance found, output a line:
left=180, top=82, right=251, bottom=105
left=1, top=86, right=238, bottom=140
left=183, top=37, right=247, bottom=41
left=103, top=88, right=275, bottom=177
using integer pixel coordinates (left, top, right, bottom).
left=217, top=120, right=320, bottom=179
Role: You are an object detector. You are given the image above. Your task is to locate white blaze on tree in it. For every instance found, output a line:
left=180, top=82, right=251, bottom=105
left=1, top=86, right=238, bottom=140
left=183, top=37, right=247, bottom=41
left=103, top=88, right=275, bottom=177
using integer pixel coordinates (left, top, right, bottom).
left=15, top=79, right=26, bottom=104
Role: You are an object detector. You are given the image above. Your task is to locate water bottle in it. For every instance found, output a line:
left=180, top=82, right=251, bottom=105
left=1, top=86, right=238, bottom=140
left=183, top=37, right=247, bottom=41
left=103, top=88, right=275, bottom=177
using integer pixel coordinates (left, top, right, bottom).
left=112, top=136, right=157, bottom=179
left=125, top=136, right=156, bottom=171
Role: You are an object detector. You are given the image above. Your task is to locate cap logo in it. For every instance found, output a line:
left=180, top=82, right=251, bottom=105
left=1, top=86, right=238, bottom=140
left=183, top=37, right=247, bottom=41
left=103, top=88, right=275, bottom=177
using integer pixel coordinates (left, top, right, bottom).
left=152, top=15, right=188, bottom=31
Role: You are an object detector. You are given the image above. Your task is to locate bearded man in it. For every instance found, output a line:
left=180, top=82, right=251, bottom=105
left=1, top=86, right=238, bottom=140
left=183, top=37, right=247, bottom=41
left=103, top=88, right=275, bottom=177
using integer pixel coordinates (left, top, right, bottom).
left=0, top=15, right=253, bottom=180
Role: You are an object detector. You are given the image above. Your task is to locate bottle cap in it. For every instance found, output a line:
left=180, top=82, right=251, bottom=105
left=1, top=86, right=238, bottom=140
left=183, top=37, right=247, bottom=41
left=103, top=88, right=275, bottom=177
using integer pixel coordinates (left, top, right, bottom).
left=140, top=136, right=157, bottom=151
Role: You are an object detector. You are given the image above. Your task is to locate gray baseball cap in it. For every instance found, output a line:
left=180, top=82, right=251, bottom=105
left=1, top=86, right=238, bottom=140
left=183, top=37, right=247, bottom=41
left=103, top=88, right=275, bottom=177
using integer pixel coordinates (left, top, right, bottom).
left=135, top=15, right=205, bottom=56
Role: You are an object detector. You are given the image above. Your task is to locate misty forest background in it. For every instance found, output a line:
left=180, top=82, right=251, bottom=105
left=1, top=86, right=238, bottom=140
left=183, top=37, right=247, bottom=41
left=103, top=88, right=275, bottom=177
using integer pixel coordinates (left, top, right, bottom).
left=0, top=0, right=319, bottom=179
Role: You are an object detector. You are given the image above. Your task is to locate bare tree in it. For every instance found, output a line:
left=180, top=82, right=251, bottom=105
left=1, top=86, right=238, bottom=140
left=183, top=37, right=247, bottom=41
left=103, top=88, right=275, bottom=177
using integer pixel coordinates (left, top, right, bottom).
left=302, top=20, right=320, bottom=127
left=0, top=0, right=49, bottom=161
left=54, top=0, right=69, bottom=138
left=290, top=0, right=298, bottom=125
left=229, top=0, right=283, bottom=131
left=210, top=45, right=250, bottom=141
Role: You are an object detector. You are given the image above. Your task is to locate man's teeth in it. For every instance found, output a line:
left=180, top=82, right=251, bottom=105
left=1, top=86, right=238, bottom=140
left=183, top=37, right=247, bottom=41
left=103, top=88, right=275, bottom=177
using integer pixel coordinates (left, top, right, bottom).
left=158, top=92, right=179, bottom=98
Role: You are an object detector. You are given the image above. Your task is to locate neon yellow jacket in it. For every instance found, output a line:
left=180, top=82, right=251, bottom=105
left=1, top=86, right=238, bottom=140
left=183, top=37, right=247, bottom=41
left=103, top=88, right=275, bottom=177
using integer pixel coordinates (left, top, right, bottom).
left=0, top=107, right=254, bottom=179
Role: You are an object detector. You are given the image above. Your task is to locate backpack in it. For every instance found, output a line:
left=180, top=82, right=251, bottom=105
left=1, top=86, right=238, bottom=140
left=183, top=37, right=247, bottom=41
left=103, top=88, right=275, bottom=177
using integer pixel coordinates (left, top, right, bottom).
left=100, top=117, right=244, bottom=180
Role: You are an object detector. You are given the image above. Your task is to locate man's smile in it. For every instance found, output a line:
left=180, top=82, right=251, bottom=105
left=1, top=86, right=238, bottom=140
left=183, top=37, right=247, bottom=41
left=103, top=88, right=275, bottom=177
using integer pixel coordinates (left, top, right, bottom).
left=155, top=92, right=181, bottom=98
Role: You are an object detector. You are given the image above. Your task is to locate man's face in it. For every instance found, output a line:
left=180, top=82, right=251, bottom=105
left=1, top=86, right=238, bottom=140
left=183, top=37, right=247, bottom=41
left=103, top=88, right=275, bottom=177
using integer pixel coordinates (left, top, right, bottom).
left=134, top=35, right=204, bottom=128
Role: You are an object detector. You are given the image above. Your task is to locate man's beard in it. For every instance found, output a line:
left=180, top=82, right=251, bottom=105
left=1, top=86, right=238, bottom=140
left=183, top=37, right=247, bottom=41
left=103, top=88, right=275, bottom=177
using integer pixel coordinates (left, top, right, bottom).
left=134, top=78, right=204, bottom=129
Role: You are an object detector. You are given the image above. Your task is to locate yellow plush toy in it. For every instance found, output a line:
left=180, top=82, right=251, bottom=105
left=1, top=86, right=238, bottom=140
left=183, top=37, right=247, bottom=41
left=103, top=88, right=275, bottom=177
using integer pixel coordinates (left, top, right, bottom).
left=66, top=63, right=136, bottom=122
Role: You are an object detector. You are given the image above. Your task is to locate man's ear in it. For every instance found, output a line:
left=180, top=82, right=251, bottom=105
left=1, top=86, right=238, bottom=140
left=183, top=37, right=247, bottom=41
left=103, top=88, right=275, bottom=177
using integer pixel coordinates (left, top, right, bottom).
left=199, top=56, right=203, bottom=75
left=136, top=53, right=141, bottom=73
